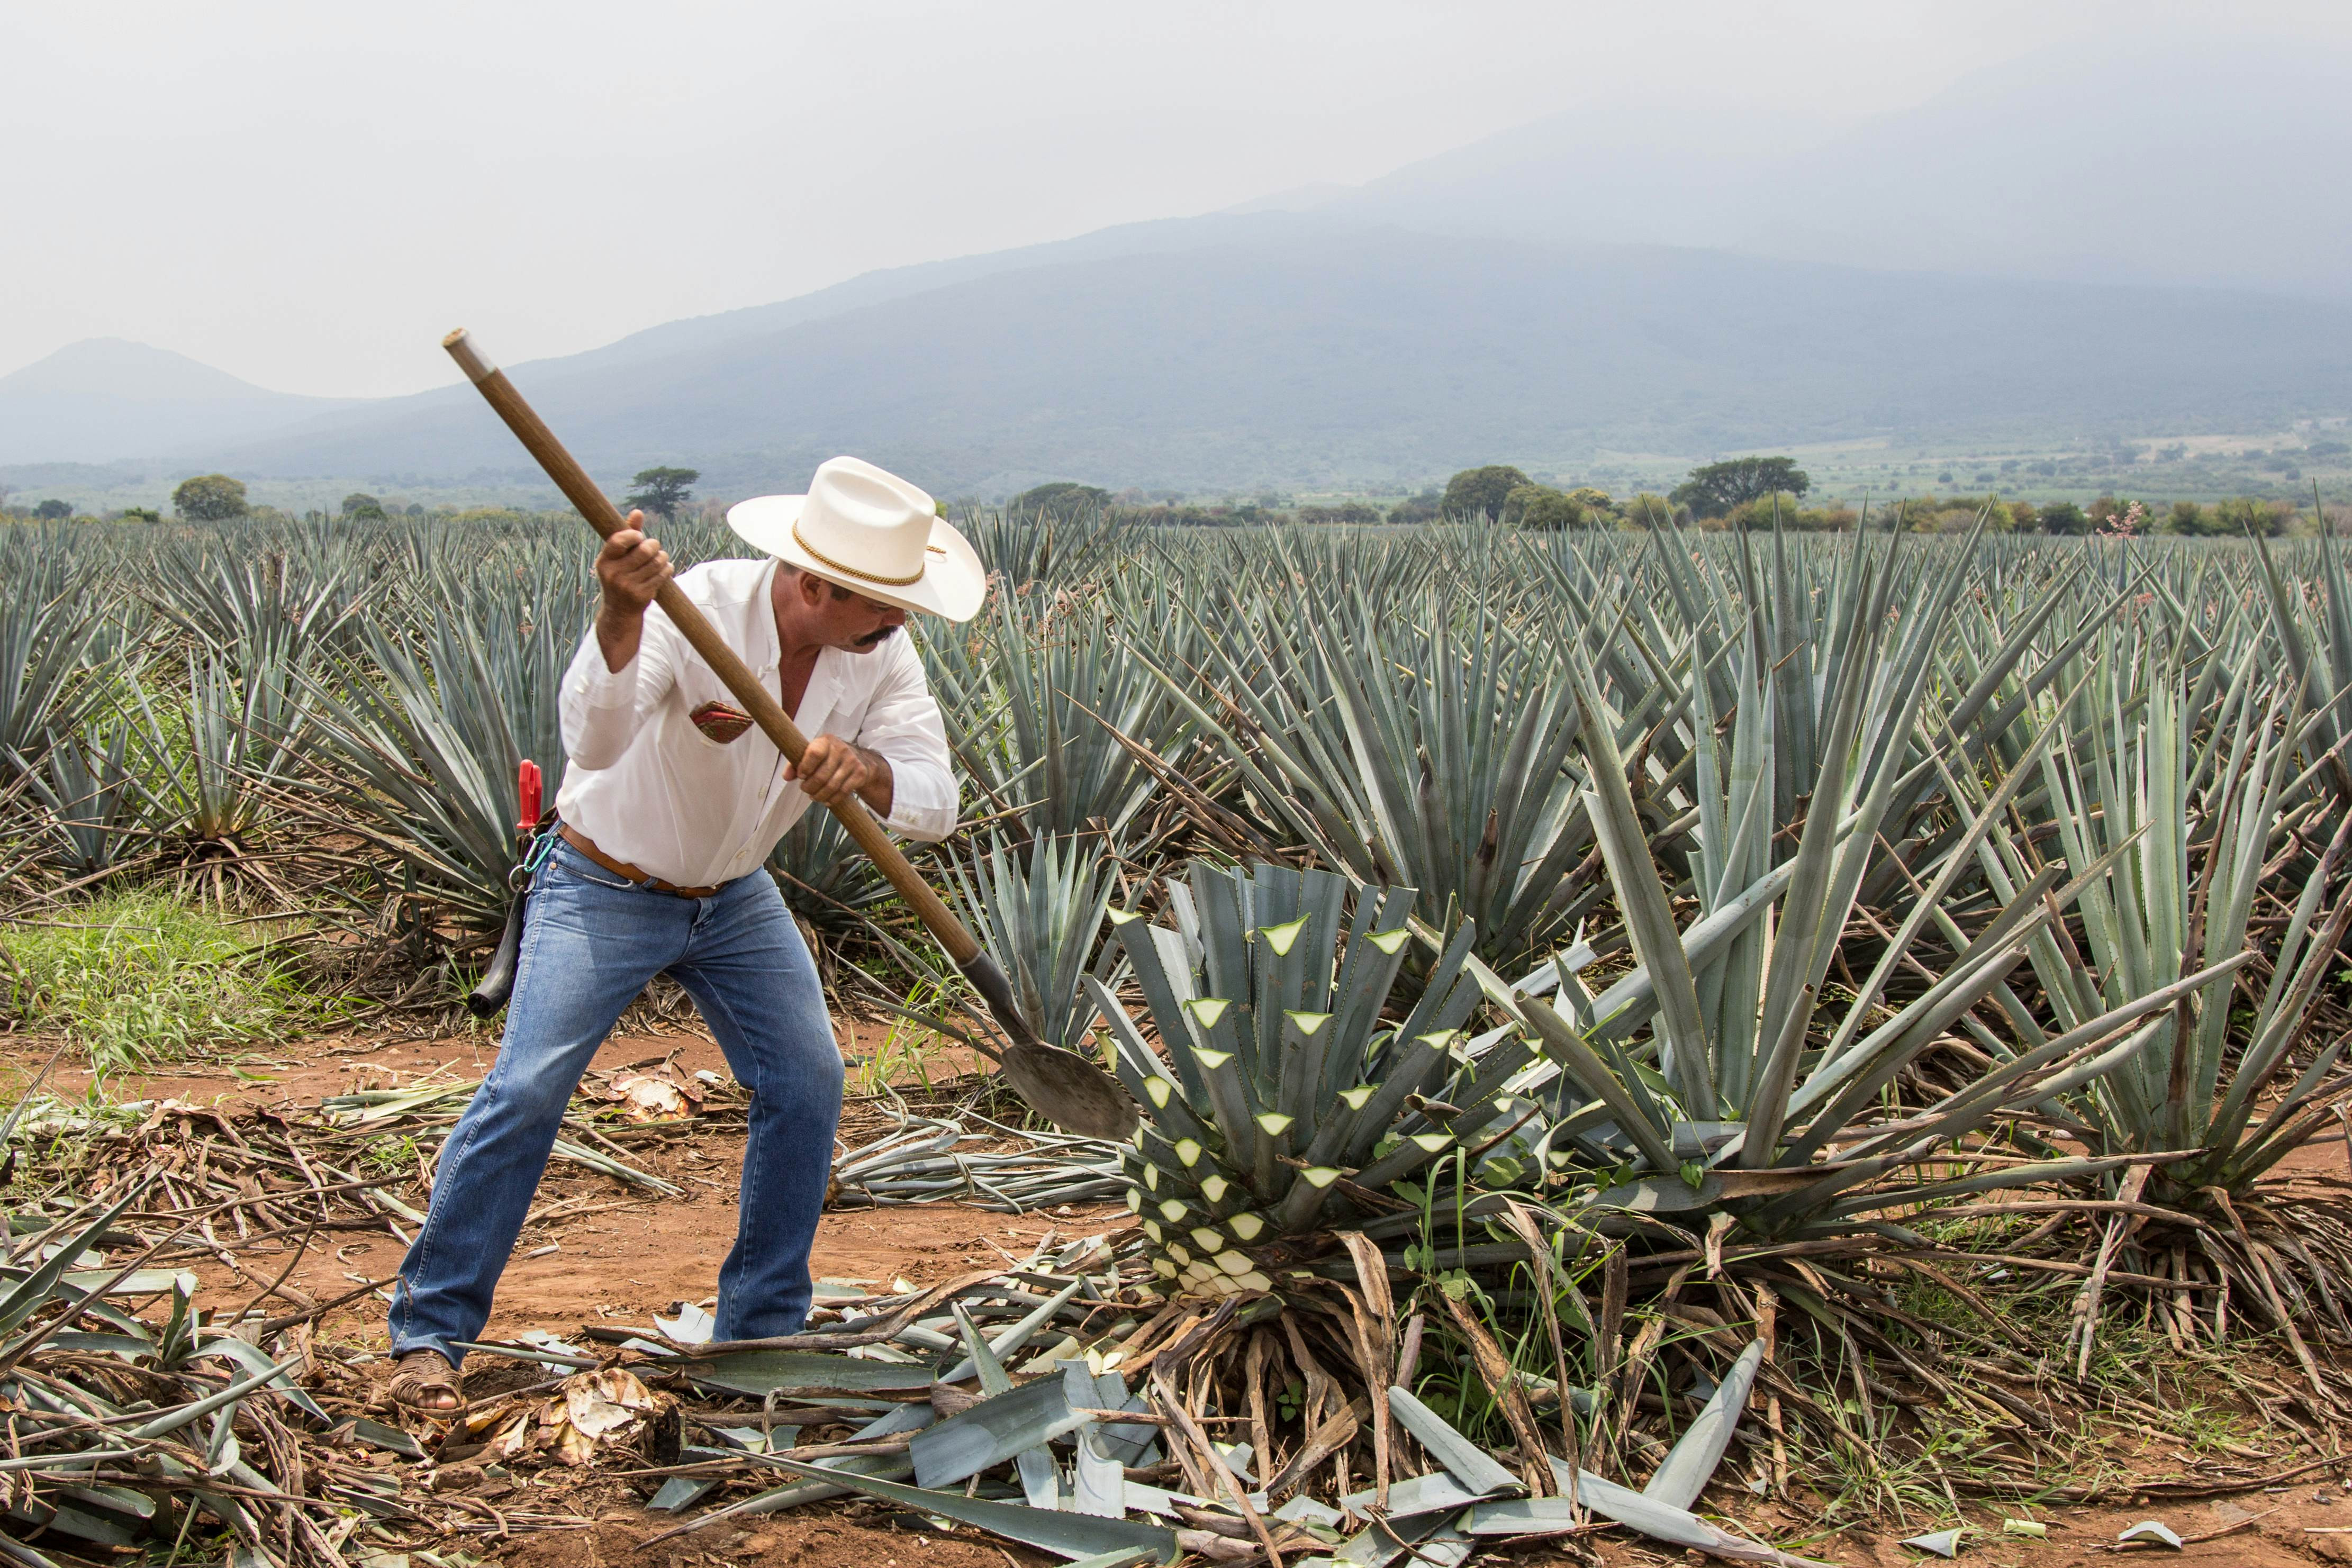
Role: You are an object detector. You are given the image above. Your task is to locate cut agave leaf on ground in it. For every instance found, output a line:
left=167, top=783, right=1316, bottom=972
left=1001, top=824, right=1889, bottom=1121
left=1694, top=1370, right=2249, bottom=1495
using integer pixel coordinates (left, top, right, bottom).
left=1412, top=1525, right=1474, bottom=1568
left=2116, top=1520, right=2183, bottom=1548
left=1385, top=1387, right=1524, bottom=1498
left=646, top=1454, right=919, bottom=1542
left=955, top=1301, right=1016, bottom=1395
left=1340, top=1470, right=1500, bottom=1519
left=1326, top=1508, right=1448, bottom=1568
left=759, top=1456, right=1181, bottom=1561
left=911, top=1372, right=1087, bottom=1488
left=324, top=1417, right=422, bottom=1458
left=682, top=1350, right=935, bottom=1397
left=1536, top=1457, right=1837, bottom=1567
left=939, top=1277, right=1087, bottom=1384
left=656, top=1302, right=717, bottom=1345
left=1090, top=1370, right=1158, bottom=1465
left=1274, top=1496, right=1344, bottom=1527
left=1899, top=1528, right=1964, bottom=1558
left=648, top=1475, right=718, bottom=1513
left=1056, top=1551, right=1161, bottom=1568
left=1643, top=1340, right=1763, bottom=1510
left=1020, top=1444, right=1065, bottom=1510
left=1073, top=1427, right=1125, bottom=1517
left=710, top=1424, right=800, bottom=1453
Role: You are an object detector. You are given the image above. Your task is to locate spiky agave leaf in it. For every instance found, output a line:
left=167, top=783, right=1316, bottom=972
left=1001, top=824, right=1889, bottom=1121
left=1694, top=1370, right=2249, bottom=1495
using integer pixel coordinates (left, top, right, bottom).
left=0, top=524, right=107, bottom=785
left=1128, top=574, right=1594, bottom=972
left=767, top=803, right=893, bottom=935
left=946, top=829, right=1123, bottom=1056
left=919, top=584, right=1189, bottom=851
left=300, top=604, right=574, bottom=935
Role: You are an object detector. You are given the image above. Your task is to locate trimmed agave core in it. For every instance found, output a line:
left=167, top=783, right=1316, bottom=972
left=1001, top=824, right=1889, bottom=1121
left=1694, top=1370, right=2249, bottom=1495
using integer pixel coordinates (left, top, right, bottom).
left=1086, top=860, right=1485, bottom=1298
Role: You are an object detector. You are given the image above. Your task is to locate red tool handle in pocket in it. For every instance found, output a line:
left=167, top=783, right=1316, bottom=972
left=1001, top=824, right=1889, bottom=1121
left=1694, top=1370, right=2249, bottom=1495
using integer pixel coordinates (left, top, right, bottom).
left=517, top=759, right=543, bottom=834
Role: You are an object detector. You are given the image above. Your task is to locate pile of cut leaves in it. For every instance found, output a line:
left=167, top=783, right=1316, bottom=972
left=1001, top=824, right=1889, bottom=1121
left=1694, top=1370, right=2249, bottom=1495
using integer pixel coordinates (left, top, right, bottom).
left=0, top=1181, right=523, bottom=1567
left=431, top=1231, right=1825, bottom=1568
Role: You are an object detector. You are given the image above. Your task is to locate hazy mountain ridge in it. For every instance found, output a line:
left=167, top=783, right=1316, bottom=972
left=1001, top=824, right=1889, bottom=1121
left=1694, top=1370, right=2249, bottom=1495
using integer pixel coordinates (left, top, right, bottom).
left=0, top=339, right=361, bottom=466
left=1331, top=31, right=2352, bottom=302
left=203, top=224, right=2352, bottom=495
left=16, top=29, right=2352, bottom=494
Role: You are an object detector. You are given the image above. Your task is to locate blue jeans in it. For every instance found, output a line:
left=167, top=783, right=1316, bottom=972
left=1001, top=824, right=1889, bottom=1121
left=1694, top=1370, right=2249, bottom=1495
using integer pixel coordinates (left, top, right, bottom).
left=389, top=838, right=843, bottom=1366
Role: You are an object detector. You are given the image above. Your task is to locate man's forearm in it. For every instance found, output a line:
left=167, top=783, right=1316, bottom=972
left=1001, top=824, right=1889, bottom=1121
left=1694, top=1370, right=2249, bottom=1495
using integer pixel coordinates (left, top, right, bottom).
left=854, top=746, right=893, bottom=819
left=596, top=605, right=645, bottom=673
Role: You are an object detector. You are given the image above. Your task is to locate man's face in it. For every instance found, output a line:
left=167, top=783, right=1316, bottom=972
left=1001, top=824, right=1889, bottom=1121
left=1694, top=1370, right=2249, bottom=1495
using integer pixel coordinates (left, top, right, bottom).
left=794, top=569, right=907, bottom=652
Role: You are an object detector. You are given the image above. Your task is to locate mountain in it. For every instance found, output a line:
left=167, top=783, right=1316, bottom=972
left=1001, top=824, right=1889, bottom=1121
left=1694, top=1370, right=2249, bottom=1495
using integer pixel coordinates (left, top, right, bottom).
left=1334, top=31, right=2352, bottom=302
left=0, top=339, right=359, bottom=465
left=25, top=28, right=2352, bottom=494
left=210, top=217, right=2352, bottom=495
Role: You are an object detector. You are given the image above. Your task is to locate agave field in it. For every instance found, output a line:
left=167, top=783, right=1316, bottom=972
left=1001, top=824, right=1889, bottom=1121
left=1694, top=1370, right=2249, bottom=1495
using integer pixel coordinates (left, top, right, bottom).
left=3, top=507, right=2352, bottom=1563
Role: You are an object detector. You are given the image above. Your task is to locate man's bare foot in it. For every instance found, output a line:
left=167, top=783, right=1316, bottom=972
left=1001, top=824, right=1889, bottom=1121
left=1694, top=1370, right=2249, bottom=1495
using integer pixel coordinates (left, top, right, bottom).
left=388, top=1348, right=463, bottom=1414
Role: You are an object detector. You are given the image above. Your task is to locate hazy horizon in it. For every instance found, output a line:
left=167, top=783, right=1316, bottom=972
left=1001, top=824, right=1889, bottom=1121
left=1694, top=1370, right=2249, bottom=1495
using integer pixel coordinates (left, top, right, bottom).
left=14, top=1, right=2350, bottom=399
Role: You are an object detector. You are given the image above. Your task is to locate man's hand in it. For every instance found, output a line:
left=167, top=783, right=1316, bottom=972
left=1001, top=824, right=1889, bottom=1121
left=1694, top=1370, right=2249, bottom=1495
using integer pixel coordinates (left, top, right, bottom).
left=595, top=511, right=672, bottom=670
left=790, top=735, right=894, bottom=817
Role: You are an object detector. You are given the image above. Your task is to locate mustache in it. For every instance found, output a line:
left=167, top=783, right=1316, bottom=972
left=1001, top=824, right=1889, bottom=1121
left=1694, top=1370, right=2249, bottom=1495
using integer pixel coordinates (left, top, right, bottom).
left=854, top=624, right=900, bottom=648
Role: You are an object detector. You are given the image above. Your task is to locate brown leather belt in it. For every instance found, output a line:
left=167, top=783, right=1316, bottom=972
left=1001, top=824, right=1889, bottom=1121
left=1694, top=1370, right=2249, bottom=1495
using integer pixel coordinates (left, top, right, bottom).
left=557, top=823, right=722, bottom=899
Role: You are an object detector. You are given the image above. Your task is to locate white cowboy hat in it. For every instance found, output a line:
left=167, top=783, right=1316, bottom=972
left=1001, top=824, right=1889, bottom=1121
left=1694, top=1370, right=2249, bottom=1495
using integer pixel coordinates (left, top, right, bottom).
left=726, top=456, right=987, bottom=622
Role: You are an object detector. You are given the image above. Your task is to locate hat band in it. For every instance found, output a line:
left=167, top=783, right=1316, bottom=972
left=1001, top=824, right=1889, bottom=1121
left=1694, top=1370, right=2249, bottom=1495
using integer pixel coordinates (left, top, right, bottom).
left=791, top=518, right=927, bottom=586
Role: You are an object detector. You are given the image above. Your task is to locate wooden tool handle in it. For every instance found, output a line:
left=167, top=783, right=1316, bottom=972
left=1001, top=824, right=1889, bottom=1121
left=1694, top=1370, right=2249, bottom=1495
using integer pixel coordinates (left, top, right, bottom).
left=442, top=328, right=980, bottom=965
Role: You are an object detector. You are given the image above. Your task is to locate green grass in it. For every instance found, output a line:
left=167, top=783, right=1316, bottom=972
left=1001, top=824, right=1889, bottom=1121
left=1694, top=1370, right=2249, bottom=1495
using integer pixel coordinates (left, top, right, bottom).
left=0, top=890, right=306, bottom=1075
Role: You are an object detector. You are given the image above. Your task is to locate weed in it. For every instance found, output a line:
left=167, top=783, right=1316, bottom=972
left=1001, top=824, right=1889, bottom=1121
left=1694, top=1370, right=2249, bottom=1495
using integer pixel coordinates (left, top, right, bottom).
left=847, top=976, right=953, bottom=1098
left=0, top=890, right=305, bottom=1075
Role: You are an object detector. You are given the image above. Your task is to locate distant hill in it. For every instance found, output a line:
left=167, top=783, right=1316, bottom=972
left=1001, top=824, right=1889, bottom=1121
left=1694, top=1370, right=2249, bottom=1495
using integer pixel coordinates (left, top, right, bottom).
left=207, top=219, right=2352, bottom=495
left=1334, top=31, right=2352, bottom=302
left=0, top=339, right=358, bottom=465
left=22, top=26, right=2352, bottom=495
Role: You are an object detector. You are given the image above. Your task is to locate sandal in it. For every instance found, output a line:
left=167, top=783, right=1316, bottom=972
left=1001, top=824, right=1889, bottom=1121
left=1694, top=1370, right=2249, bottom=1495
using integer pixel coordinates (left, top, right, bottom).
left=388, top=1349, right=464, bottom=1414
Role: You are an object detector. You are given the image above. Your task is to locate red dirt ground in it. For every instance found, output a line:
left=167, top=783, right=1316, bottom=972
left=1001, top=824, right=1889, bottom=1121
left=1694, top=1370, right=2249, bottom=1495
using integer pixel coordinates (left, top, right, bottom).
left=10, top=1022, right=2352, bottom=1567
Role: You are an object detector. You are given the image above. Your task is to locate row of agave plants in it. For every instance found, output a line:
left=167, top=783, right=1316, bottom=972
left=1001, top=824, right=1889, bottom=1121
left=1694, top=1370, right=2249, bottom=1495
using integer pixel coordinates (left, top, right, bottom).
left=7, top=507, right=2352, bottom=1484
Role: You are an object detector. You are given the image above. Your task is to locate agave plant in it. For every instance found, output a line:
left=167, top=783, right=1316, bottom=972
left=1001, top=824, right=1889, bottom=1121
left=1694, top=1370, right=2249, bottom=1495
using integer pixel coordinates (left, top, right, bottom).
left=920, top=584, right=1190, bottom=851
left=1133, top=573, right=1596, bottom=971
left=963, top=504, right=1131, bottom=588
left=141, top=527, right=373, bottom=669
left=20, top=717, right=144, bottom=878
left=948, top=829, right=1124, bottom=1056
left=119, top=647, right=313, bottom=901
left=0, top=524, right=107, bottom=785
left=1973, top=645, right=2352, bottom=1198
left=1409, top=528, right=2233, bottom=1248
left=301, top=606, right=571, bottom=935
left=1085, top=859, right=1486, bottom=1297
left=768, top=803, right=894, bottom=935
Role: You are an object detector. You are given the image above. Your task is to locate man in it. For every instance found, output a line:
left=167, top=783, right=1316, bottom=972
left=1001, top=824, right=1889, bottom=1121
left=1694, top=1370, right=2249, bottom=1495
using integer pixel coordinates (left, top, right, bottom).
left=388, top=455, right=985, bottom=1412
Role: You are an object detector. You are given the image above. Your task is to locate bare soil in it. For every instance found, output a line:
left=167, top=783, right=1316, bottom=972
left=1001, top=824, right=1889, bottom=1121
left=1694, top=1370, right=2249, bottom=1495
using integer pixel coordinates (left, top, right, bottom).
left=8, top=1023, right=2350, bottom=1568
left=0, top=1022, right=1125, bottom=1352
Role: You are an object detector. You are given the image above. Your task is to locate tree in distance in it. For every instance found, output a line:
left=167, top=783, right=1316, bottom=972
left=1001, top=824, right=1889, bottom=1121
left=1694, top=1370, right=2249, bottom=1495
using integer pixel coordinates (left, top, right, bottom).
left=341, top=492, right=386, bottom=520
left=2037, top=500, right=2089, bottom=535
left=1673, top=456, right=1811, bottom=518
left=1010, top=481, right=1112, bottom=519
left=625, top=466, right=700, bottom=520
left=1388, top=490, right=1443, bottom=524
left=1504, top=483, right=1584, bottom=529
left=119, top=506, right=161, bottom=523
left=172, top=474, right=249, bottom=521
left=1441, top=465, right=1532, bottom=520
left=32, top=500, right=72, bottom=521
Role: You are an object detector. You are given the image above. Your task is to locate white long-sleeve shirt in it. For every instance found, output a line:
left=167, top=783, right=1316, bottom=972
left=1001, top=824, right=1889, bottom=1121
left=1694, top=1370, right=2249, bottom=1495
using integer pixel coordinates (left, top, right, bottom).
left=555, top=556, right=957, bottom=887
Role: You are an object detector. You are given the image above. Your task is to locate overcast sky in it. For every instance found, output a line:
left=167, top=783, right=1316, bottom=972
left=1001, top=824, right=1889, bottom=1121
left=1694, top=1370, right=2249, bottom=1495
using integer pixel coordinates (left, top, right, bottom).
left=7, top=1, right=2348, bottom=397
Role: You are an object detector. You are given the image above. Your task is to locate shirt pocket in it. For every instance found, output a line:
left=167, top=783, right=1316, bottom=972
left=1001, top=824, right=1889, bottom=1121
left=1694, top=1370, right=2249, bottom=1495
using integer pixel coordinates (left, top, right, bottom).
left=676, top=666, right=753, bottom=749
